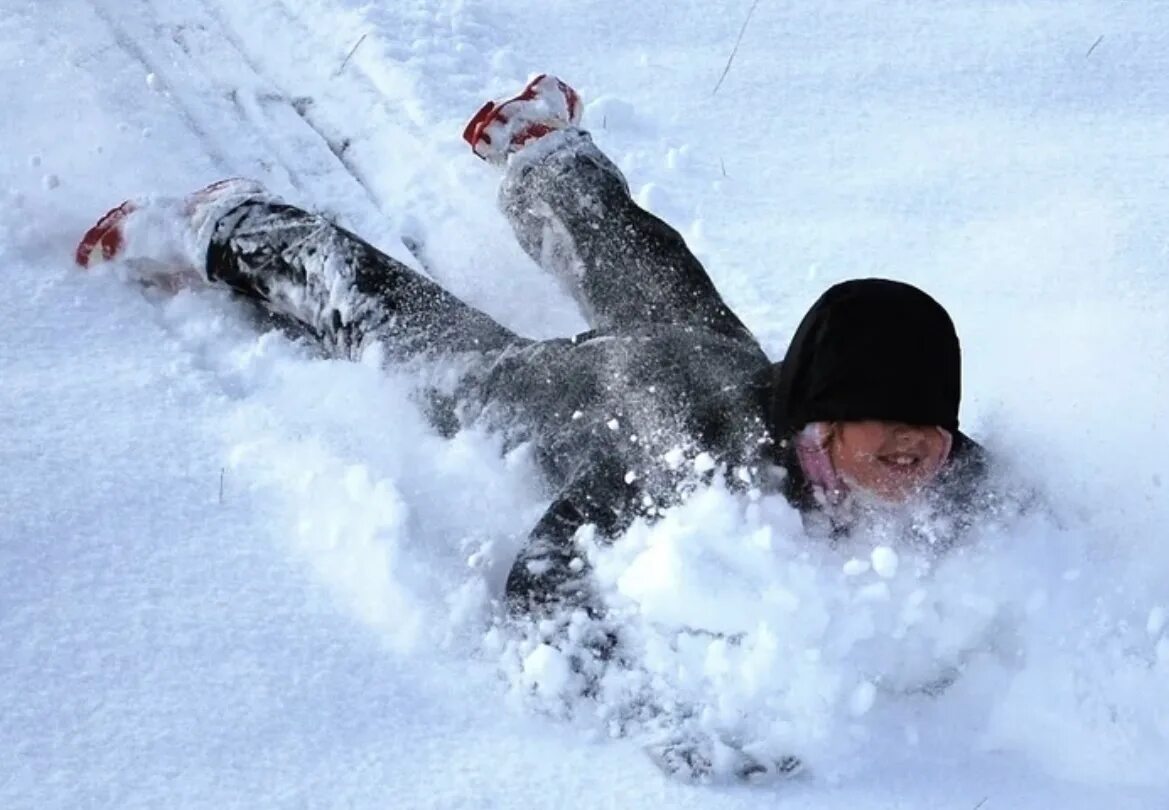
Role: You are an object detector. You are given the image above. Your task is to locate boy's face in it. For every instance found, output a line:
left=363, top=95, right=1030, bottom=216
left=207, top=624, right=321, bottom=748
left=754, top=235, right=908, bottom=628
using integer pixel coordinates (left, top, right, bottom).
left=828, top=421, right=952, bottom=502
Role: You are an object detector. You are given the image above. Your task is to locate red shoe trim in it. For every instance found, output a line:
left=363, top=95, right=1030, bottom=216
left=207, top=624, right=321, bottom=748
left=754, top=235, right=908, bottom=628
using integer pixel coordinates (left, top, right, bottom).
left=517, top=73, right=548, bottom=101
left=463, top=75, right=580, bottom=160
left=462, top=100, right=497, bottom=150
left=75, top=201, right=136, bottom=268
left=513, top=123, right=556, bottom=150
left=564, top=84, right=581, bottom=122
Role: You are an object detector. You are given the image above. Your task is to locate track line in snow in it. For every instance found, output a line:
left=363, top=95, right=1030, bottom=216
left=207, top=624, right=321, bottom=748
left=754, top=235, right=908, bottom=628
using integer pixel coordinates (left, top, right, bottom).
left=185, top=0, right=389, bottom=216
left=201, top=0, right=533, bottom=279
left=82, top=0, right=231, bottom=172
left=83, top=0, right=435, bottom=264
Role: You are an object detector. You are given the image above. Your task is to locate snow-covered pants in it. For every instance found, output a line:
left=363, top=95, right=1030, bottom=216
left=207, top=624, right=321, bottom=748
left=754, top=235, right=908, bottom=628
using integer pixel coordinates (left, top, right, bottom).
left=203, top=130, right=764, bottom=613
left=204, top=130, right=752, bottom=364
left=205, top=202, right=522, bottom=361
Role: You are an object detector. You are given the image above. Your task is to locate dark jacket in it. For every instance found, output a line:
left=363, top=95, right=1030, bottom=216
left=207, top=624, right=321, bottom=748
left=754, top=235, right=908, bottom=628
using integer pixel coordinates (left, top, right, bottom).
left=486, top=287, right=992, bottom=614
left=469, top=135, right=992, bottom=614
left=203, top=129, right=996, bottom=619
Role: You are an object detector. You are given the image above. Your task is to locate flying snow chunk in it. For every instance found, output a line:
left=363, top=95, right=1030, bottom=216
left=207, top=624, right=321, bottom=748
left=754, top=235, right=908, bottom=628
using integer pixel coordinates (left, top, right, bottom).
left=586, top=95, right=640, bottom=131
left=636, top=182, right=678, bottom=218
left=870, top=546, right=899, bottom=578
left=665, top=144, right=693, bottom=171
left=857, top=582, right=891, bottom=602
left=663, top=447, right=686, bottom=469
left=607, top=418, right=620, bottom=431
left=1148, top=606, right=1167, bottom=637
left=843, top=558, right=871, bottom=577
left=693, top=452, right=716, bottom=473
left=849, top=681, right=877, bottom=716
left=522, top=644, right=573, bottom=700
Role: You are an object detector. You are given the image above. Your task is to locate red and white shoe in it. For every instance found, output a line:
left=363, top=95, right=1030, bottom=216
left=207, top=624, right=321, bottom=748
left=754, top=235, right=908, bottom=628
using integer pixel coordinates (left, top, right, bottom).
left=462, top=74, right=583, bottom=164
left=76, top=178, right=269, bottom=286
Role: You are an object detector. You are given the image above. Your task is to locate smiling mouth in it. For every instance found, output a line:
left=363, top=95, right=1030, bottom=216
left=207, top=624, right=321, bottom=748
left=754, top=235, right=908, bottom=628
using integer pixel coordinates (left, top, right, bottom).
left=877, top=453, right=922, bottom=470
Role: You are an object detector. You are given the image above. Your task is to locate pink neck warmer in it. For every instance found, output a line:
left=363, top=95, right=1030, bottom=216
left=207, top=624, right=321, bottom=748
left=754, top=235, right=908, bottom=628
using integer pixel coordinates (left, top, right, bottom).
left=794, top=423, right=849, bottom=506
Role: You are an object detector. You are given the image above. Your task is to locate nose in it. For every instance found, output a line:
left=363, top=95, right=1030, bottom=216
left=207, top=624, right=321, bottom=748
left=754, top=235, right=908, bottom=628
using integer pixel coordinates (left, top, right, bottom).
left=891, top=425, right=921, bottom=450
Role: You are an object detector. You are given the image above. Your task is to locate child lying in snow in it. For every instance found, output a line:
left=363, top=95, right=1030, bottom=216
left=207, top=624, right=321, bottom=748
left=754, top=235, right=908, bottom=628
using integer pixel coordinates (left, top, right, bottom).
left=77, top=74, right=1010, bottom=620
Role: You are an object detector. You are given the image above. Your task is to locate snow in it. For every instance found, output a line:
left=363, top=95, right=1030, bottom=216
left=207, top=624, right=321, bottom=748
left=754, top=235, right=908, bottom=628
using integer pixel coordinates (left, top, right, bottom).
left=2, top=0, right=1169, bottom=807
left=870, top=546, right=899, bottom=579
left=692, top=451, right=717, bottom=474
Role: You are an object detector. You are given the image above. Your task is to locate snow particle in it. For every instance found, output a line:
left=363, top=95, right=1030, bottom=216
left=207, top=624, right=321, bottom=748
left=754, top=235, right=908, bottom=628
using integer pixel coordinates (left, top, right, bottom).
left=573, top=524, right=598, bottom=546
left=41, top=174, right=59, bottom=190
left=624, top=470, right=639, bottom=484
left=693, top=452, right=716, bottom=473
left=662, top=447, right=686, bottom=469
left=571, top=410, right=583, bottom=421
left=521, top=644, right=573, bottom=699
left=1148, top=606, right=1166, bottom=638
left=843, top=558, right=871, bottom=577
left=536, top=619, right=557, bottom=639
left=145, top=72, right=162, bottom=91
left=849, top=681, right=877, bottom=717
left=28, top=155, right=41, bottom=168
left=606, top=418, right=620, bottom=431
left=857, top=582, right=891, bottom=602
left=870, top=546, right=899, bottom=579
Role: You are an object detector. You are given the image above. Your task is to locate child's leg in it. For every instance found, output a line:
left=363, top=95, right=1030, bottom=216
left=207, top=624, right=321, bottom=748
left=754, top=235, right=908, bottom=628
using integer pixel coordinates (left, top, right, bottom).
left=463, top=76, right=755, bottom=342
left=499, top=130, right=754, bottom=342
left=206, top=201, right=523, bottom=360
left=78, top=181, right=523, bottom=361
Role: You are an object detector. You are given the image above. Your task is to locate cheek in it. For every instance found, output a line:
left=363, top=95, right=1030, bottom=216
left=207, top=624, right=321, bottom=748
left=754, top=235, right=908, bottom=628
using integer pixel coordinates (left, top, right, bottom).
left=923, top=437, right=951, bottom=473
left=831, top=441, right=946, bottom=500
left=832, top=447, right=887, bottom=489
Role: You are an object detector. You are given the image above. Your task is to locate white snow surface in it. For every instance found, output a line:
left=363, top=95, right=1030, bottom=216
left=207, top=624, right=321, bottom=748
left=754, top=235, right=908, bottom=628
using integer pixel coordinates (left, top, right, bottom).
left=3, top=0, right=1169, bottom=806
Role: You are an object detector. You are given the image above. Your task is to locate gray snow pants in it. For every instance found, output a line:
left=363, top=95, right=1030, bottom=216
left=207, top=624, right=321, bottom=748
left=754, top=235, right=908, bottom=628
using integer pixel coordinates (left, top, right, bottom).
left=204, top=130, right=751, bottom=364
left=203, top=130, right=760, bottom=613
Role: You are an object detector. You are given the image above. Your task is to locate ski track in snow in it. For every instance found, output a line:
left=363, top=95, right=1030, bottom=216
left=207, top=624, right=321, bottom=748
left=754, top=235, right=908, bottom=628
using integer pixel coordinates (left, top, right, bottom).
left=3, top=0, right=1169, bottom=807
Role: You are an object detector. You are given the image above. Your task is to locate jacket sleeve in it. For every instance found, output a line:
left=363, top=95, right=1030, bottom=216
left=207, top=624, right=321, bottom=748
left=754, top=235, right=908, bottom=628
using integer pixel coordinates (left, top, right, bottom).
left=504, top=456, right=644, bottom=616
